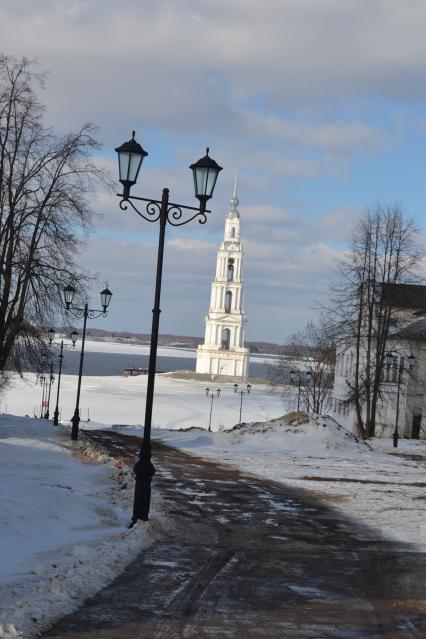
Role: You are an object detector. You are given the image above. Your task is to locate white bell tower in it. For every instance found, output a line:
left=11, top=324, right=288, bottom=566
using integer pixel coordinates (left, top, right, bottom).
left=196, top=170, right=250, bottom=377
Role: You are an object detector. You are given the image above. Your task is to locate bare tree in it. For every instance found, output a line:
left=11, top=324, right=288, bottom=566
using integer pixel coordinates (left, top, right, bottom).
left=327, top=204, right=424, bottom=439
left=269, top=316, right=336, bottom=414
left=0, top=55, right=111, bottom=374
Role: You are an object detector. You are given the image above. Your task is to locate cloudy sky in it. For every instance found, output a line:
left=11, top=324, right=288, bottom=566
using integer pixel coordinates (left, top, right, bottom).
left=2, top=0, right=426, bottom=342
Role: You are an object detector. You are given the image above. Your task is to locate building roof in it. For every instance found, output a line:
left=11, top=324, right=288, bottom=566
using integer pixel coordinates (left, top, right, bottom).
left=392, top=318, right=426, bottom=340
left=380, top=283, right=426, bottom=311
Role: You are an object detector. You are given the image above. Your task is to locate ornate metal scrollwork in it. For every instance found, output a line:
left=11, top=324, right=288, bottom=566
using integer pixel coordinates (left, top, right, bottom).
left=66, top=307, right=85, bottom=320
left=66, top=307, right=106, bottom=320
left=87, top=309, right=107, bottom=319
left=167, top=205, right=207, bottom=227
left=119, top=198, right=161, bottom=223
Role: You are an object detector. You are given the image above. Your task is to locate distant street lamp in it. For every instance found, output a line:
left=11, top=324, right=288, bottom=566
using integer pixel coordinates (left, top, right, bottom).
left=62, top=285, right=112, bottom=441
left=386, top=352, right=415, bottom=448
left=290, top=370, right=312, bottom=411
left=233, top=383, right=251, bottom=426
left=115, top=131, right=222, bottom=526
left=45, top=360, right=55, bottom=419
left=205, top=387, right=221, bottom=431
left=39, top=373, right=47, bottom=418
left=48, top=328, right=78, bottom=426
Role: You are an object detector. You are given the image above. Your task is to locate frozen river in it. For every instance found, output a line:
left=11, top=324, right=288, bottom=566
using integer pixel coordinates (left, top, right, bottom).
left=23, top=340, right=282, bottom=380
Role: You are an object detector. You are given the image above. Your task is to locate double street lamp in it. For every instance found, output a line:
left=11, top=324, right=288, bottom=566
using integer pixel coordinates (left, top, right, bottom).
left=37, top=355, right=54, bottom=418
left=62, top=285, right=112, bottom=441
left=205, top=387, right=221, bottom=432
left=115, top=131, right=222, bottom=526
left=234, top=383, right=251, bottom=426
left=38, top=371, right=47, bottom=418
left=385, top=352, right=415, bottom=448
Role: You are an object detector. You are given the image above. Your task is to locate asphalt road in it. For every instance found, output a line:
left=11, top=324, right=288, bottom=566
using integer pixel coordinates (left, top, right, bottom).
left=44, top=430, right=426, bottom=639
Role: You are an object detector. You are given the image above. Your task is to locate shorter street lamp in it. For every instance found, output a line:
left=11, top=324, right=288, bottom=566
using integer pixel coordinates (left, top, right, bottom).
left=386, top=352, right=415, bottom=448
left=205, top=387, right=221, bottom=432
left=48, top=328, right=78, bottom=426
left=290, top=370, right=312, bottom=411
left=234, top=383, right=251, bottom=426
left=62, top=285, right=112, bottom=441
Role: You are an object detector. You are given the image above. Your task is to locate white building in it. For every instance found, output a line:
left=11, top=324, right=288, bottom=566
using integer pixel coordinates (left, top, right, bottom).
left=333, top=283, right=426, bottom=439
left=196, top=175, right=250, bottom=377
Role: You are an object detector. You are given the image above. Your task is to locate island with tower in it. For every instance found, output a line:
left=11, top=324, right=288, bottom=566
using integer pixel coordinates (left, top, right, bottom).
left=196, top=172, right=250, bottom=378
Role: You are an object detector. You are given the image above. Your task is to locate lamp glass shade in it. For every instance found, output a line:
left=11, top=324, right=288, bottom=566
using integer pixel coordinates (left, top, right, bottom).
left=48, top=328, right=55, bottom=343
left=100, top=287, right=112, bottom=309
left=233, top=383, right=238, bottom=392
left=64, top=284, right=76, bottom=307
left=115, top=132, right=148, bottom=187
left=247, top=384, right=252, bottom=393
left=190, top=148, right=222, bottom=202
left=216, top=389, right=221, bottom=397
left=71, top=330, right=79, bottom=345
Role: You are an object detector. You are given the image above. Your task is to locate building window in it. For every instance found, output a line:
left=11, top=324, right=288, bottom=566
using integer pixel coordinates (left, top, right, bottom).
left=221, top=328, right=231, bottom=350
left=225, top=291, right=232, bottom=313
left=231, top=227, right=235, bottom=238
left=227, top=259, right=234, bottom=281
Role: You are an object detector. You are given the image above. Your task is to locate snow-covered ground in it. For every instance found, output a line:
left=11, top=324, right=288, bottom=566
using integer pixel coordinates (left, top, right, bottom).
left=0, top=415, right=159, bottom=639
left=1, top=370, right=425, bottom=637
left=0, top=371, right=285, bottom=429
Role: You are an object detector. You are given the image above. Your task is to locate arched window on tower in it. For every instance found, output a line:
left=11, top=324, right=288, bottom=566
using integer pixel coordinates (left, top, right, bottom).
left=221, top=328, right=231, bottom=350
left=231, top=227, right=235, bottom=238
left=227, top=258, right=234, bottom=281
left=225, top=291, right=232, bottom=313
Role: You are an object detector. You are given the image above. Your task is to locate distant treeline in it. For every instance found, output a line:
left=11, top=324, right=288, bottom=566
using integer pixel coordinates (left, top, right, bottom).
left=80, top=328, right=291, bottom=356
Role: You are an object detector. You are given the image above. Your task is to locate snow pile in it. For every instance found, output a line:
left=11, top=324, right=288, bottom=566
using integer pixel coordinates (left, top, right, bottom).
left=157, top=411, right=372, bottom=458
left=227, top=411, right=372, bottom=454
left=0, top=415, right=161, bottom=639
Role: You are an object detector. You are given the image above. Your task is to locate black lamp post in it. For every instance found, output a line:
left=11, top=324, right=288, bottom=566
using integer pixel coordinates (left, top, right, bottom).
left=62, top=285, right=112, bottom=441
left=45, top=361, right=55, bottom=419
left=115, top=131, right=222, bottom=526
left=39, top=373, right=47, bottom=418
left=233, top=383, right=251, bottom=426
left=386, top=352, right=415, bottom=448
left=48, top=328, right=78, bottom=426
left=205, top=387, right=221, bottom=431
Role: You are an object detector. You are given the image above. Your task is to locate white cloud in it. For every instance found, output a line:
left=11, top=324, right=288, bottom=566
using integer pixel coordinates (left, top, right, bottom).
left=1, top=0, right=423, bottom=340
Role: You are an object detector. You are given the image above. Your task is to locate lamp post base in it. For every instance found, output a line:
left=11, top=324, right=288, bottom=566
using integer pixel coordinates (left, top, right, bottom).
left=53, top=407, right=59, bottom=426
left=131, top=446, right=156, bottom=524
left=393, top=431, right=399, bottom=448
left=71, top=411, right=80, bottom=441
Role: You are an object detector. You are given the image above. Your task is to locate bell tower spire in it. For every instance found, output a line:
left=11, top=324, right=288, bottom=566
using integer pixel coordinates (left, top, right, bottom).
left=196, top=171, right=250, bottom=379
left=230, top=165, right=239, bottom=214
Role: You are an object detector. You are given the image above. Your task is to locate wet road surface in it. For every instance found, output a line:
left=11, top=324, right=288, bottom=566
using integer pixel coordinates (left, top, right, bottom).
left=44, top=430, right=426, bottom=638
